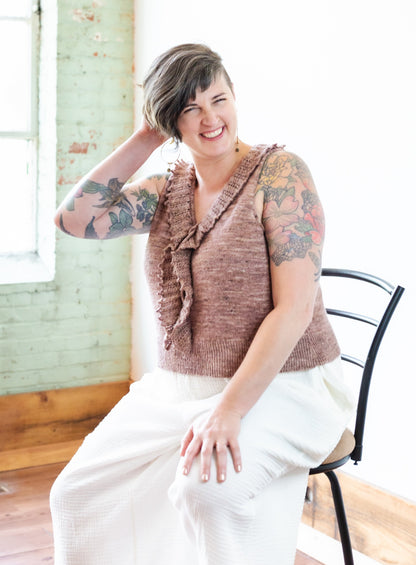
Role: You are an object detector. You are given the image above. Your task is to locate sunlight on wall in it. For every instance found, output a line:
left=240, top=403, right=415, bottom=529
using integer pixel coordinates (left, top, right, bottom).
left=132, top=0, right=416, bottom=501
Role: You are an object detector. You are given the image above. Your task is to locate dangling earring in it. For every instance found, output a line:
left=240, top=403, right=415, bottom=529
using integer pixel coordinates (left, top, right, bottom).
left=235, top=133, right=240, bottom=153
left=161, top=137, right=181, bottom=172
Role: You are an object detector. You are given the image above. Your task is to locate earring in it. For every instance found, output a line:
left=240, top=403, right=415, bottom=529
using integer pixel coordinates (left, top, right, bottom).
left=161, top=137, right=181, bottom=172
left=235, top=133, right=240, bottom=153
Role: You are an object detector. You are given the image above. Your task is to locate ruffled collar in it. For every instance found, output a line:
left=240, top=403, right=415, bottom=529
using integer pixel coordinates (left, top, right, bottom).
left=156, top=144, right=281, bottom=352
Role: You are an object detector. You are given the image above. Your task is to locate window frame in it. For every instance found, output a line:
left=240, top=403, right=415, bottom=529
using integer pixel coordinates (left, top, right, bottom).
left=0, top=0, right=56, bottom=285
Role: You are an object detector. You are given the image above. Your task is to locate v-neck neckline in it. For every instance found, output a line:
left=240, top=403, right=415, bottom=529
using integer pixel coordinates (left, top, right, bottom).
left=165, top=143, right=279, bottom=253
left=189, top=145, right=256, bottom=228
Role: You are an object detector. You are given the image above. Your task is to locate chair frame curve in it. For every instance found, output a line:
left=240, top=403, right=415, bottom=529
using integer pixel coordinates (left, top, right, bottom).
left=307, top=267, right=405, bottom=565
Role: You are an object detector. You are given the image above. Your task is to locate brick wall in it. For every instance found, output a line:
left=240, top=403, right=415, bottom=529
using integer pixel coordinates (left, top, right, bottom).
left=0, top=0, right=135, bottom=395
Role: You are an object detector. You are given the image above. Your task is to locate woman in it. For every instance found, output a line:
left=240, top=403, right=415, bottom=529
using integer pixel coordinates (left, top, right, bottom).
left=51, top=43, right=353, bottom=565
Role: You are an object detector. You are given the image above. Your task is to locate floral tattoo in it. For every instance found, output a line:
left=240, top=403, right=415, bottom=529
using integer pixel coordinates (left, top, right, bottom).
left=257, top=153, right=324, bottom=279
left=65, top=177, right=162, bottom=239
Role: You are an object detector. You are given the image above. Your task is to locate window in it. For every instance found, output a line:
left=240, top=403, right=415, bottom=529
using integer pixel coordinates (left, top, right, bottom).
left=0, top=0, right=56, bottom=284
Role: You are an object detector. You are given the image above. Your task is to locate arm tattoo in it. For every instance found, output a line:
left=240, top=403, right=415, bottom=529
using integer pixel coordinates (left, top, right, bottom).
left=132, top=188, right=158, bottom=227
left=67, top=177, right=161, bottom=239
left=257, top=153, right=324, bottom=279
left=105, top=188, right=158, bottom=237
left=85, top=216, right=99, bottom=239
left=59, top=213, right=72, bottom=235
left=81, top=178, right=129, bottom=210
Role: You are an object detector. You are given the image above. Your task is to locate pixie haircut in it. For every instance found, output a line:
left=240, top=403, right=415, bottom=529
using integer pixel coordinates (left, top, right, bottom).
left=142, top=44, right=233, bottom=141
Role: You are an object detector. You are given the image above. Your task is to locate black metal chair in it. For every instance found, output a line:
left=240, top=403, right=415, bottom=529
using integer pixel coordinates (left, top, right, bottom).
left=308, top=268, right=405, bottom=565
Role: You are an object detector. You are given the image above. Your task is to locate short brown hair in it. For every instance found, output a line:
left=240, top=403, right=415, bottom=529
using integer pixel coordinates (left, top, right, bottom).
left=142, top=44, right=233, bottom=141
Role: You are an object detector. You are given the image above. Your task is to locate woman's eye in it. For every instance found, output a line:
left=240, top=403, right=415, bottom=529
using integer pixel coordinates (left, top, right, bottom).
left=215, top=98, right=227, bottom=103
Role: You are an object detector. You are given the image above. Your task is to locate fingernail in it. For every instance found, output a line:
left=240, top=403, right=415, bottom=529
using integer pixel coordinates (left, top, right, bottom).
left=201, top=474, right=209, bottom=482
left=219, top=473, right=225, bottom=482
left=183, top=467, right=188, bottom=476
left=237, top=464, right=242, bottom=473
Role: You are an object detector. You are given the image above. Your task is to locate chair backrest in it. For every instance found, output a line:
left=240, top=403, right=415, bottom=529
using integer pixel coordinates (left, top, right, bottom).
left=321, top=268, right=405, bottom=464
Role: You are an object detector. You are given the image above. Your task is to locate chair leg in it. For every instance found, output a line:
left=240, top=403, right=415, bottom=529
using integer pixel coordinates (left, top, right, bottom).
left=325, top=470, right=354, bottom=565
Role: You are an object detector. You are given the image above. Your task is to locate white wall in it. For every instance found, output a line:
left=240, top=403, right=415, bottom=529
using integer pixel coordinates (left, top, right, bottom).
left=132, top=0, right=416, bottom=501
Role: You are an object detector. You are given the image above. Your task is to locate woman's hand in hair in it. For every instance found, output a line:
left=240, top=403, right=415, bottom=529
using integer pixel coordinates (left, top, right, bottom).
left=137, top=118, right=169, bottom=148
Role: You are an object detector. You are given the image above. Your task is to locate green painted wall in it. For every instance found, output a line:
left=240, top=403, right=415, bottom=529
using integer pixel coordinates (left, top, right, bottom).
left=0, top=0, right=134, bottom=395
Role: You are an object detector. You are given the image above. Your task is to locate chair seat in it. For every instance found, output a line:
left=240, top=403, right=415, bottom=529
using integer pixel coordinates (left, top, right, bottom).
left=322, top=429, right=356, bottom=465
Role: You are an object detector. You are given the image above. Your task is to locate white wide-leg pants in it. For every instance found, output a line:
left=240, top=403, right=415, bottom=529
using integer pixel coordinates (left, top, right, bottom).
left=50, top=358, right=354, bottom=565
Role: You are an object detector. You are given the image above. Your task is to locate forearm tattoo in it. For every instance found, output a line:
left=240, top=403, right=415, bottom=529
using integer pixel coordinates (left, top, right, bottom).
left=65, top=177, right=160, bottom=239
left=257, top=153, right=324, bottom=279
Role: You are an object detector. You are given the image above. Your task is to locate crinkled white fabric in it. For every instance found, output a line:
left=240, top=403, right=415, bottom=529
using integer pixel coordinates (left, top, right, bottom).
left=50, top=358, right=354, bottom=565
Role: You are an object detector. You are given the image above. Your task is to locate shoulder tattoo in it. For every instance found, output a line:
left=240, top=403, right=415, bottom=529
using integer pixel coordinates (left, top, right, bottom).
left=256, top=152, right=324, bottom=279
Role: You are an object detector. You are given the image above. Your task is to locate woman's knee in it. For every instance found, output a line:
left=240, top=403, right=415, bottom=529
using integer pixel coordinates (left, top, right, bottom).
left=50, top=470, right=67, bottom=513
left=50, top=464, right=87, bottom=513
left=169, top=465, right=254, bottom=519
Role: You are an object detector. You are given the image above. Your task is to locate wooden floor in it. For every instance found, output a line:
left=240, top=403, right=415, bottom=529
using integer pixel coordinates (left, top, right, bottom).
left=0, top=463, right=323, bottom=564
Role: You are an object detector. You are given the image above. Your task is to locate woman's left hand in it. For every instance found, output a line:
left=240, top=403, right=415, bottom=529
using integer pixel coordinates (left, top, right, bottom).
left=180, top=407, right=242, bottom=482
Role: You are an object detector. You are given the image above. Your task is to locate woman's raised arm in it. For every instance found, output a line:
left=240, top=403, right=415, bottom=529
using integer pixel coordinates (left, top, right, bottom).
left=54, top=122, right=168, bottom=239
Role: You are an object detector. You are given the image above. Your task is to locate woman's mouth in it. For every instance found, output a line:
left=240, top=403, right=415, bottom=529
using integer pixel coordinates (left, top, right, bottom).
left=200, top=127, right=224, bottom=140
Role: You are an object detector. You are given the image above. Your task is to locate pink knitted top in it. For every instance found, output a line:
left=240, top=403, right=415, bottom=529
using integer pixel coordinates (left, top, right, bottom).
left=145, top=144, right=340, bottom=378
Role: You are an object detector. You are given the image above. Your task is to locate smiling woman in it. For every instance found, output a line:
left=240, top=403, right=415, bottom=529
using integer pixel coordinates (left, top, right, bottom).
left=142, top=43, right=234, bottom=141
left=176, top=75, right=240, bottom=163
left=50, top=43, right=354, bottom=565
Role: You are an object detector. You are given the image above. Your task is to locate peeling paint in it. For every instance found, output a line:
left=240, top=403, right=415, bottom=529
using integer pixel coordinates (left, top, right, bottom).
left=69, top=142, right=89, bottom=154
left=72, top=9, right=95, bottom=23
left=58, top=174, right=81, bottom=186
left=58, top=157, right=67, bottom=170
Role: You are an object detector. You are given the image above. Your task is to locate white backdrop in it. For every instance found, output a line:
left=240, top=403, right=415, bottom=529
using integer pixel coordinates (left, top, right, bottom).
left=131, top=0, right=416, bottom=502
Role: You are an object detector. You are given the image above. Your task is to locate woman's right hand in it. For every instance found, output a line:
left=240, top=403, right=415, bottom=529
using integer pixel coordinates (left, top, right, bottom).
left=137, top=118, right=169, bottom=147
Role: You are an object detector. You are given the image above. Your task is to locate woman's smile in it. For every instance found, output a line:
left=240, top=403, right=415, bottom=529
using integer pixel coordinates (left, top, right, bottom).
left=200, top=126, right=225, bottom=140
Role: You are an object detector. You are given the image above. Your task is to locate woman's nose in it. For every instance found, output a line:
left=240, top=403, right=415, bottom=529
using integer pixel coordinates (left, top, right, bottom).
left=201, top=107, right=218, bottom=125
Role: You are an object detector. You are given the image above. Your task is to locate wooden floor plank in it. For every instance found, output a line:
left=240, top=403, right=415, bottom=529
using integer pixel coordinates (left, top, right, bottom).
left=0, top=462, right=323, bottom=564
left=0, top=546, right=54, bottom=564
left=303, top=472, right=416, bottom=565
left=296, top=551, right=324, bottom=565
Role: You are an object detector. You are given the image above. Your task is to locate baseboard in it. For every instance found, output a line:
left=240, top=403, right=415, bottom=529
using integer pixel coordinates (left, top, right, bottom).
left=302, top=471, right=416, bottom=565
left=0, top=440, right=84, bottom=472
left=0, top=380, right=130, bottom=472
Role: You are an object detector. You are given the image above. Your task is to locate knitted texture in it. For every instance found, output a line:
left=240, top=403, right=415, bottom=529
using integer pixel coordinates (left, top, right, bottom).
left=145, top=145, right=340, bottom=377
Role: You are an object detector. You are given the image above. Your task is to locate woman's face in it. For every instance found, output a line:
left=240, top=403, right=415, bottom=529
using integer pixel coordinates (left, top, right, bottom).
left=176, top=73, right=237, bottom=161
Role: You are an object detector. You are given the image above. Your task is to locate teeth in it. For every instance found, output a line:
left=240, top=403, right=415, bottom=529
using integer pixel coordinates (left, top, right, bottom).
left=202, top=127, right=223, bottom=139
